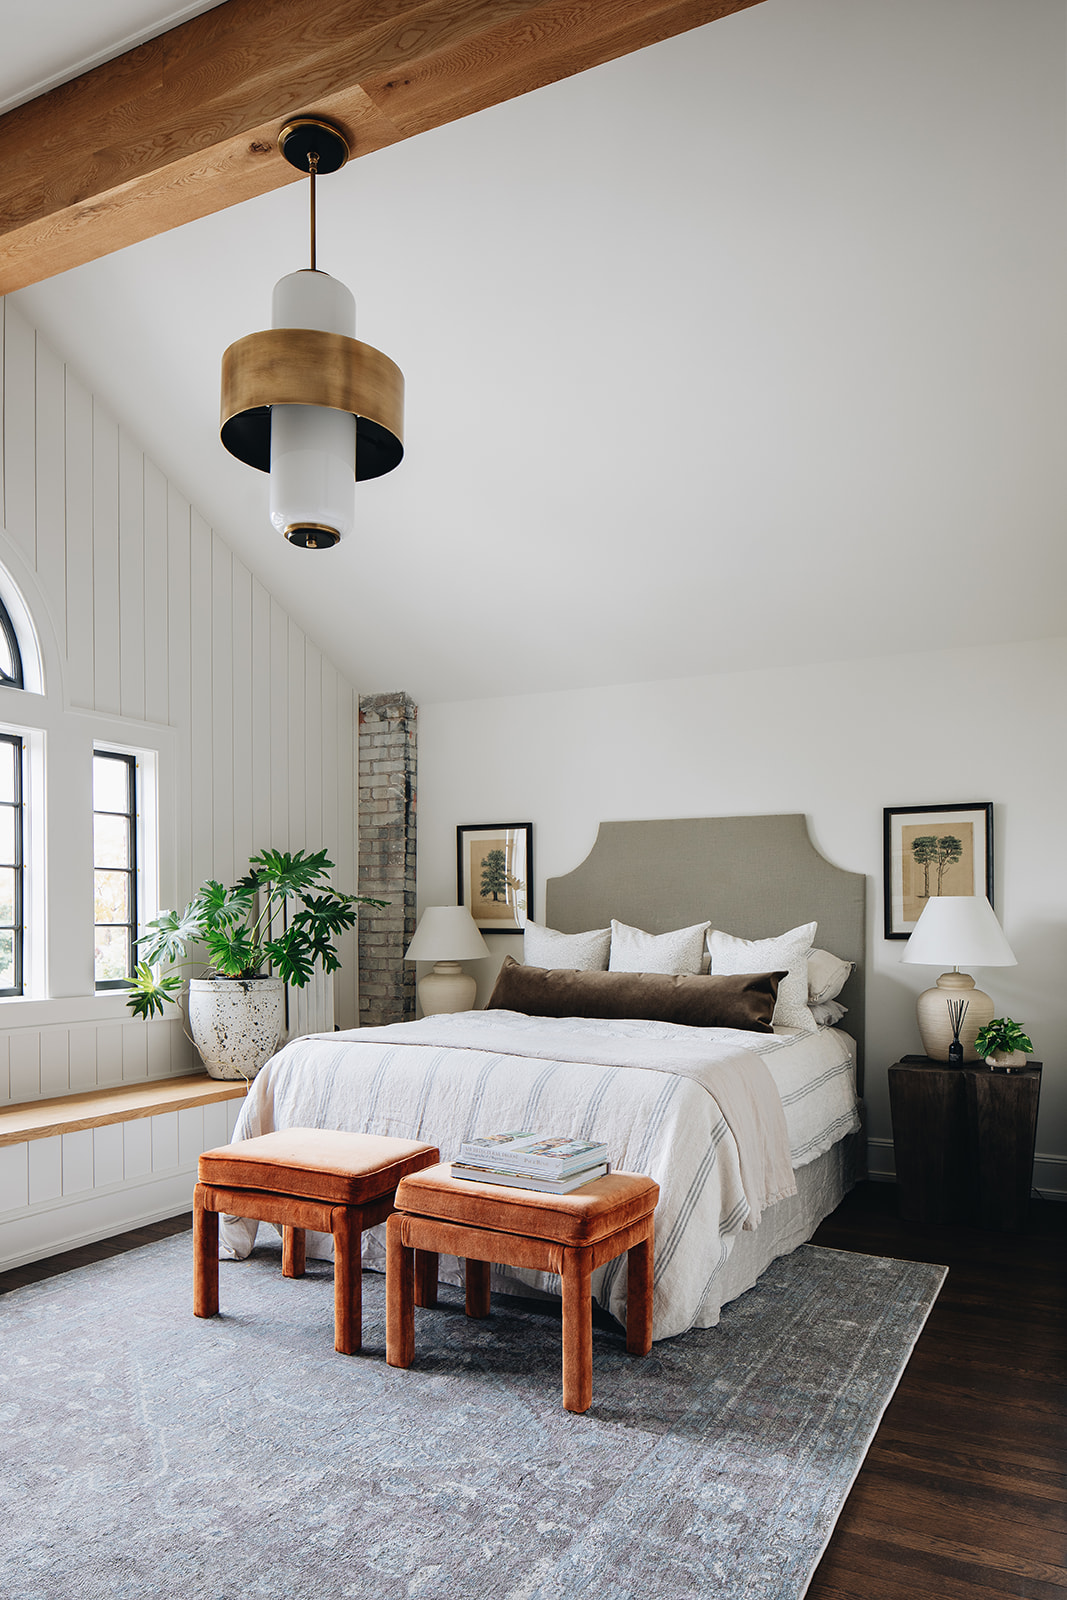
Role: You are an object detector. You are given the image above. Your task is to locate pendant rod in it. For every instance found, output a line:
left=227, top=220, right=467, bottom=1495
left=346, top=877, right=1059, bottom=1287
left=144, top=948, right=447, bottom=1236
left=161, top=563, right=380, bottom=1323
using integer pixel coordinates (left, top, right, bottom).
left=308, top=151, right=319, bottom=272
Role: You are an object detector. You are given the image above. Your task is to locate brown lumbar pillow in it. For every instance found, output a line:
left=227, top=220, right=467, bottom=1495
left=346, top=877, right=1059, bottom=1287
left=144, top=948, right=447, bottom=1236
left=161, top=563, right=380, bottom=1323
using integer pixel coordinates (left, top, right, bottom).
left=486, top=956, right=785, bottom=1031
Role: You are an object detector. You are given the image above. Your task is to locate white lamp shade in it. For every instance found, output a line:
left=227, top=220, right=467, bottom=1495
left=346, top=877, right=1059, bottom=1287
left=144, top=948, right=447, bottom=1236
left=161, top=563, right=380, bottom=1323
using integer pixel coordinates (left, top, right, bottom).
left=900, top=895, right=1016, bottom=968
left=405, top=906, right=490, bottom=963
left=268, top=270, right=356, bottom=544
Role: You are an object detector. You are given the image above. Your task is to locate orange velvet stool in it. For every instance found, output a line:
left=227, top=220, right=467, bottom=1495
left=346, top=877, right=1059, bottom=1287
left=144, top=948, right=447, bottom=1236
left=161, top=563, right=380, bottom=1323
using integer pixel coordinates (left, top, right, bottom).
left=194, top=1128, right=439, bottom=1353
left=386, top=1164, right=659, bottom=1413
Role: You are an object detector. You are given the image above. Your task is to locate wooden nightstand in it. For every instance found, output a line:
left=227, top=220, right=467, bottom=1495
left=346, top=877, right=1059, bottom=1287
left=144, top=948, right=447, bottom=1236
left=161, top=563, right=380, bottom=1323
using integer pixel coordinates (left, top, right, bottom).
left=888, top=1055, right=1042, bottom=1231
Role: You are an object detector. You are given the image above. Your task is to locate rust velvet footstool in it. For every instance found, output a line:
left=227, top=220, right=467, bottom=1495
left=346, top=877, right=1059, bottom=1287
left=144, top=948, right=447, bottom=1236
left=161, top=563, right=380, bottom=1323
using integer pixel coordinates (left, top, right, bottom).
left=386, top=1164, right=659, bottom=1413
left=194, top=1129, right=439, bottom=1353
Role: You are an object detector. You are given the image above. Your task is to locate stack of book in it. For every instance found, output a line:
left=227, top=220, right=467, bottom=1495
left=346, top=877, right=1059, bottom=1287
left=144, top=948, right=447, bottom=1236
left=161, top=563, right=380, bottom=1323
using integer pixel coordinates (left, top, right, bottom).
left=451, top=1131, right=611, bottom=1194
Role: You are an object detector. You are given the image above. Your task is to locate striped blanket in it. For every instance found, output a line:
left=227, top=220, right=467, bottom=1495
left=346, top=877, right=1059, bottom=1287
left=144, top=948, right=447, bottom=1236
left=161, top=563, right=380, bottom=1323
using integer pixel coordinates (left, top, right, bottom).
left=221, top=1010, right=858, bottom=1339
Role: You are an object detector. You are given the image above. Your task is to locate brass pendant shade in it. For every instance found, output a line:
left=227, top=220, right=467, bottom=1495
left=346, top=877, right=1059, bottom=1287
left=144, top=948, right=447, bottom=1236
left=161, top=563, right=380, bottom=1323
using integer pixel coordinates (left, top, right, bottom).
left=219, top=328, right=404, bottom=480
left=218, top=115, right=404, bottom=548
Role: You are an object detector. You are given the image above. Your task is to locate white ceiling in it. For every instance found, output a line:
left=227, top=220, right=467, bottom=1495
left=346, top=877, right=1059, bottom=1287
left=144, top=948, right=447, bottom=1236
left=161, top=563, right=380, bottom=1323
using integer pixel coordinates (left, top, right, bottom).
left=9, top=0, right=1066, bottom=704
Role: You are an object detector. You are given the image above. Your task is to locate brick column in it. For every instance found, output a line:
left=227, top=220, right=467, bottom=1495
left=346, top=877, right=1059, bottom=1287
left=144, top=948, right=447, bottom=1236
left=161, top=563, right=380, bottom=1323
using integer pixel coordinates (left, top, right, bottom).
left=358, top=692, right=417, bottom=1025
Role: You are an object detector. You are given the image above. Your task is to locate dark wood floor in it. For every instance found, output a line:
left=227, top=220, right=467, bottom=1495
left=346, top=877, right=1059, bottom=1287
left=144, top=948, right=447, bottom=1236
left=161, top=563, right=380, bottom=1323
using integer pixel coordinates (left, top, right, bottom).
left=2, top=1184, right=1064, bottom=1597
left=809, top=1183, right=1067, bottom=1600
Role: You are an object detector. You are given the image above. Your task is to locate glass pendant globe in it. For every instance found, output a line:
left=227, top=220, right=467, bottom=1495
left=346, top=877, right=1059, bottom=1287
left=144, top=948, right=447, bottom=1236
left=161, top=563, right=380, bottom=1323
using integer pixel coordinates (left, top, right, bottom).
left=268, top=270, right=357, bottom=547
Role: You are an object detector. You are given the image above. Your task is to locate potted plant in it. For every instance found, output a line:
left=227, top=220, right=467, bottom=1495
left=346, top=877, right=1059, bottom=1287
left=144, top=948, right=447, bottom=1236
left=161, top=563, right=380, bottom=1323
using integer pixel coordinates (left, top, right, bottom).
left=126, top=848, right=385, bottom=1080
left=973, top=1017, right=1034, bottom=1072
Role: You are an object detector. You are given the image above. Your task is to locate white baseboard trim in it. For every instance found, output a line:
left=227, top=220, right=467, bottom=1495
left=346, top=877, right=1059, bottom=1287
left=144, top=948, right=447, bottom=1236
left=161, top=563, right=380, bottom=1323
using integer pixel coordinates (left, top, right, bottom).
left=1033, top=1153, right=1067, bottom=1203
left=865, top=1136, right=896, bottom=1184
left=0, top=1167, right=195, bottom=1271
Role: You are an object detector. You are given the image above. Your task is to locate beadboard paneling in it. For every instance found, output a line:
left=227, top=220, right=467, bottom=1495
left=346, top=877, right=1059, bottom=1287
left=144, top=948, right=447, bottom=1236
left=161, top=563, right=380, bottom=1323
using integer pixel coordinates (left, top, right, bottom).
left=0, top=298, right=360, bottom=1105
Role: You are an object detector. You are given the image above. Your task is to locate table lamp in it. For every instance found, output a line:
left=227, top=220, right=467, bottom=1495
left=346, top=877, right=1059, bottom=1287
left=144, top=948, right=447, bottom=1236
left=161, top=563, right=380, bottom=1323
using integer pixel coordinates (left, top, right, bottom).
left=404, top=905, right=490, bottom=1015
left=900, top=894, right=1016, bottom=1062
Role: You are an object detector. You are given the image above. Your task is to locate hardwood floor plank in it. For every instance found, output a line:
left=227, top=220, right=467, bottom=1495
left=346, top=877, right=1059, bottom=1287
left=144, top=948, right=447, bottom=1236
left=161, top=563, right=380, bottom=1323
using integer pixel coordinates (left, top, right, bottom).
left=808, top=1183, right=1067, bottom=1600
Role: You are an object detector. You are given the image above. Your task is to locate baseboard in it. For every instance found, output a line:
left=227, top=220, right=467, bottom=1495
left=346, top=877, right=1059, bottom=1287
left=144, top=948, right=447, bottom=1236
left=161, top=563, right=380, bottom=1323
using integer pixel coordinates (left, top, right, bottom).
left=0, top=1168, right=195, bottom=1271
left=866, top=1136, right=896, bottom=1184
left=1033, top=1153, right=1067, bottom=1203
left=867, top=1137, right=1066, bottom=1203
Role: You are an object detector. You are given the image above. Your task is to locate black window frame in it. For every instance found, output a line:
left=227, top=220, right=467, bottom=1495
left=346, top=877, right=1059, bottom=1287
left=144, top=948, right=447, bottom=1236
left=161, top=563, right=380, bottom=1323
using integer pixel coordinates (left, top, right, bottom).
left=0, top=732, right=24, bottom=997
left=93, top=750, right=138, bottom=991
left=0, top=596, right=23, bottom=689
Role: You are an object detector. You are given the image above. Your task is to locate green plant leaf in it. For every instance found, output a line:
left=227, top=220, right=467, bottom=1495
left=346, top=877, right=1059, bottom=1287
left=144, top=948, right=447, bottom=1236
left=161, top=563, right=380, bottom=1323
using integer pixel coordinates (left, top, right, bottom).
left=249, top=847, right=335, bottom=901
left=973, top=1016, right=1034, bottom=1056
left=204, top=927, right=261, bottom=978
left=264, top=928, right=316, bottom=988
left=125, top=962, right=184, bottom=1019
left=193, top=879, right=255, bottom=931
left=135, top=904, right=206, bottom=966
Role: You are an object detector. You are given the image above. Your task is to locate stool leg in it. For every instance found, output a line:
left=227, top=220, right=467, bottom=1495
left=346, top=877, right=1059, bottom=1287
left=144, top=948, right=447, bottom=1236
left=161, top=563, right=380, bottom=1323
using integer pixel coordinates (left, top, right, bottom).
left=332, top=1206, right=361, bottom=1355
left=561, top=1244, right=594, bottom=1414
left=415, top=1249, right=439, bottom=1309
left=465, top=1258, right=491, bottom=1319
left=193, top=1185, right=219, bottom=1319
left=626, top=1227, right=654, bottom=1356
left=282, top=1226, right=306, bottom=1278
left=386, top=1213, right=415, bottom=1368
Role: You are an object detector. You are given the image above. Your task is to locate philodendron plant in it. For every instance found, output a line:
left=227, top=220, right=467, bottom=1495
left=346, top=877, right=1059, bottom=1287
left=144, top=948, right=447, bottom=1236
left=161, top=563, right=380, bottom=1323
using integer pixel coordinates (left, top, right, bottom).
left=126, top=847, right=386, bottom=1020
left=973, top=1017, right=1034, bottom=1060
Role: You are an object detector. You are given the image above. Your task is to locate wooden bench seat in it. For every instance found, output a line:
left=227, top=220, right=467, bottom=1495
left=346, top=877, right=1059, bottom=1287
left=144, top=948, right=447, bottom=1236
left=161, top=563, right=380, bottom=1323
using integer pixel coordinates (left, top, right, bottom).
left=0, top=1075, right=247, bottom=1147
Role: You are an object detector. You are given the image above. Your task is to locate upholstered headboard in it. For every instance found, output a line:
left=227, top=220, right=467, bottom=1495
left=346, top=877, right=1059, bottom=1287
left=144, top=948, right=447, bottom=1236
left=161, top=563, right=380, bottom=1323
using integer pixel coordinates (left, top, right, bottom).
left=544, top=815, right=866, bottom=1086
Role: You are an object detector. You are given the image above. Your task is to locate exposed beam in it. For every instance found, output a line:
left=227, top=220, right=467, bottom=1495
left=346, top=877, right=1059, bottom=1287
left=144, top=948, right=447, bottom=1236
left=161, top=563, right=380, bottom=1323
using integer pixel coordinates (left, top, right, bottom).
left=0, top=0, right=764, bottom=294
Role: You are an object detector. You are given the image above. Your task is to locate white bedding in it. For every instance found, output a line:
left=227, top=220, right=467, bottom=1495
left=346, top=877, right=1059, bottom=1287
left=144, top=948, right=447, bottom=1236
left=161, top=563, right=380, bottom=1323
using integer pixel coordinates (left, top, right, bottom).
left=221, top=1012, right=860, bottom=1341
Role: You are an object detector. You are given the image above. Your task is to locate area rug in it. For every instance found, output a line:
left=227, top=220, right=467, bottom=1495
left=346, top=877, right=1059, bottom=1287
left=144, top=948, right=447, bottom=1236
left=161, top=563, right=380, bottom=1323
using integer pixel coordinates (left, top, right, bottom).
left=0, top=1236, right=945, bottom=1600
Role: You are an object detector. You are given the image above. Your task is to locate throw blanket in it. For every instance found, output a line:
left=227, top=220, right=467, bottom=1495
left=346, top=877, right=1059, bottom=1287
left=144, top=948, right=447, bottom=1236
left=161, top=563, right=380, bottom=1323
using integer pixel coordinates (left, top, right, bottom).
left=346, top=1011, right=797, bottom=1226
left=222, top=1011, right=805, bottom=1339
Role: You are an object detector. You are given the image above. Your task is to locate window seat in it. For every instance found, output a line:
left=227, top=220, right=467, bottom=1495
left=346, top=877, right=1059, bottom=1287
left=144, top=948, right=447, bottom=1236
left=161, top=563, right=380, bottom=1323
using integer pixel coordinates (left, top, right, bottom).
left=0, top=1075, right=247, bottom=1147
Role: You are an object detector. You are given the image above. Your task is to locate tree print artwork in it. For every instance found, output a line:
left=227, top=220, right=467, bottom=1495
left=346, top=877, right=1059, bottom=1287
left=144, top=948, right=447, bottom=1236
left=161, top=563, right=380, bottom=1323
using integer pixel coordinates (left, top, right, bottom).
left=459, top=824, right=532, bottom=931
left=909, top=833, right=964, bottom=900
left=884, top=804, right=992, bottom=939
left=479, top=848, right=508, bottom=903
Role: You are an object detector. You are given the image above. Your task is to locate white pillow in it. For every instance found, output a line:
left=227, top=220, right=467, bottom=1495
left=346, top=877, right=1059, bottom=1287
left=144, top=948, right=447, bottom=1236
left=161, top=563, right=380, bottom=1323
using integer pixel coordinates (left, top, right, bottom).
left=609, top=919, right=710, bottom=975
left=523, top=920, right=611, bottom=972
left=807, top=948, right=853, bottom=1004
left=811, top=999, right=848, bottom=1028
left=707, top=921, right=818, bottom=1032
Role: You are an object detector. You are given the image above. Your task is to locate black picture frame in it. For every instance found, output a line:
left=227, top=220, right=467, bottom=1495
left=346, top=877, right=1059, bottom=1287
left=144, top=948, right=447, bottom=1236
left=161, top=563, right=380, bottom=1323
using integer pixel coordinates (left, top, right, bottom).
left=883, top=802, right=994, bottom=940
left=457, top=823, right=533, bottom=933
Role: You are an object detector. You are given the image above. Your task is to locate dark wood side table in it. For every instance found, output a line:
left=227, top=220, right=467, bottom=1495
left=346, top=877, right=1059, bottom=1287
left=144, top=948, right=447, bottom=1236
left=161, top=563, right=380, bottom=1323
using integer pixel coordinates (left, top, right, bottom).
left=888, top=1055, right=1042, bottom=1231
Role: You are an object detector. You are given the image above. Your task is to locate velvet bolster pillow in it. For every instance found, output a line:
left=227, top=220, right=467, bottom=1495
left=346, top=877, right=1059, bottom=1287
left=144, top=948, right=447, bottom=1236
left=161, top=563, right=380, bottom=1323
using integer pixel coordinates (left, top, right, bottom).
left=486, top=956, right=785, bottom=1031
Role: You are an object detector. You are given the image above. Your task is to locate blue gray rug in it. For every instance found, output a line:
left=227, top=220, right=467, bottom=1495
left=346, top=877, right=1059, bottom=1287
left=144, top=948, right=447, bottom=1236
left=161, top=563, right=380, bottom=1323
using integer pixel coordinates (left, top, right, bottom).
left=0, top=1236, right=945, bottom=1600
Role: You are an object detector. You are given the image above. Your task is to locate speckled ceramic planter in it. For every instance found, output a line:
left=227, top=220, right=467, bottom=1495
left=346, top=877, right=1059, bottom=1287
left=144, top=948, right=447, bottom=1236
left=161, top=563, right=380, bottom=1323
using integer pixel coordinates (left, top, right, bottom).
left=187, top=977, right=285, bottom=1080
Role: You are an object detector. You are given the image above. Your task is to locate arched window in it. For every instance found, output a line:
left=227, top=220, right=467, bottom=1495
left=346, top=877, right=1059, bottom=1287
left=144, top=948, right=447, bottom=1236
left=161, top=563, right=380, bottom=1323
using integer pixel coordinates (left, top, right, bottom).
left=0, top=595, right=24, bottom=689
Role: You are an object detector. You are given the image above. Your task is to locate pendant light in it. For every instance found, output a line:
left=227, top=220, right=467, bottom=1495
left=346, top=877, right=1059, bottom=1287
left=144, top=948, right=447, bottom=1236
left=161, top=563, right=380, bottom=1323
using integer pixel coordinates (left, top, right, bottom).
left=219, top=117, right=404, bottom=549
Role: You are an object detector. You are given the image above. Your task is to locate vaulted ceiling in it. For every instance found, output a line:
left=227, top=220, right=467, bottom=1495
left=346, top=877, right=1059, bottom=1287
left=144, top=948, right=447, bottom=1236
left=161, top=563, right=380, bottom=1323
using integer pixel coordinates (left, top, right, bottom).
left=5, top=1, right=1065, bottom=703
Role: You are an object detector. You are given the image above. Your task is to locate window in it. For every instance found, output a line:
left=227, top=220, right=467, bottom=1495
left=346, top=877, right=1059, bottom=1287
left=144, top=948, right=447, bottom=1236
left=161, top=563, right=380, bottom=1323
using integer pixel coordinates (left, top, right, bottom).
left=94, top=751, right=138, bottom=988
left=0, top=595, right=24, bottom=689
left=0, top=734, right=24, bottom=995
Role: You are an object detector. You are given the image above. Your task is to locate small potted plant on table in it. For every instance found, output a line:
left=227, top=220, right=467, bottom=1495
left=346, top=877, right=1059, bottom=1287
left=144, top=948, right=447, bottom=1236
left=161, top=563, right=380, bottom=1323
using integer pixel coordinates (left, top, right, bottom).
left=126, top=848, right=385, bottom=1080
left=973, top=1017, right=1034, bottom=1072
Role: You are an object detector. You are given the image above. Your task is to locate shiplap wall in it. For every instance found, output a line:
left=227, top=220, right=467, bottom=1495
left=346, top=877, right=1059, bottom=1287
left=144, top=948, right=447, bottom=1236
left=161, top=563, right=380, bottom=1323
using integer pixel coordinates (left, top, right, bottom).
left=0, top=298, right=360, bottom=1266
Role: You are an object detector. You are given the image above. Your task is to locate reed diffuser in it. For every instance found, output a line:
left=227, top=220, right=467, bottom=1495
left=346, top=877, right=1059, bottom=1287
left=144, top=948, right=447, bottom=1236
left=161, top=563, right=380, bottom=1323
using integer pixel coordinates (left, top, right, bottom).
left=946, top=997, right=969, bottom=1065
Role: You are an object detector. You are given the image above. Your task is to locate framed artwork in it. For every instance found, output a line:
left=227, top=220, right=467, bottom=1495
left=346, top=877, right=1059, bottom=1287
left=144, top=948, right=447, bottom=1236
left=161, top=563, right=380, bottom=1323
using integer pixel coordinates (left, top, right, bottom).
left=457, top=823, right=532, bottom=933
left=883, top=802, right=994, bottom=940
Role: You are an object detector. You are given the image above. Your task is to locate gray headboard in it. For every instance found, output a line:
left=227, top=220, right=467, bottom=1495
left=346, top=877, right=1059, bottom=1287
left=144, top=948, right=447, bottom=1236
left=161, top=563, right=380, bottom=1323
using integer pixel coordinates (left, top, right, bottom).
left=545, top=815, right=866, bottom=1089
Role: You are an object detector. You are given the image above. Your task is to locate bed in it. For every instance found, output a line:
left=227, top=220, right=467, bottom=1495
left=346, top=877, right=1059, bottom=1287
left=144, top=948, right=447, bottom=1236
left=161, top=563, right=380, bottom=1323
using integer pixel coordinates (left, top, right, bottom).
left=221, top=815, right=866, bottom=1341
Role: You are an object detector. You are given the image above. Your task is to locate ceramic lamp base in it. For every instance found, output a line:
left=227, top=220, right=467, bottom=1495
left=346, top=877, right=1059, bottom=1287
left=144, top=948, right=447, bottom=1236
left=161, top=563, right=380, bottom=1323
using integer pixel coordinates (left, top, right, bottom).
left=916, top=971, right=994, bottom=1063
left=417, top=961, right=477, bottom=1017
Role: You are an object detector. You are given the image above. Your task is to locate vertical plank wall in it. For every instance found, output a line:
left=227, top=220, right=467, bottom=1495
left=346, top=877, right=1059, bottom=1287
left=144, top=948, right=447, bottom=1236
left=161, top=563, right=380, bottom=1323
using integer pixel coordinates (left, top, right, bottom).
left=0, top=299, right=359, bottom=1265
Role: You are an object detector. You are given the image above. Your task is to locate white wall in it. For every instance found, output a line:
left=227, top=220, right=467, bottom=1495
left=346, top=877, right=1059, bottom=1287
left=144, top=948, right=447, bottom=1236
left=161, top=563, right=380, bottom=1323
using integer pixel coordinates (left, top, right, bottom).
left=0, top=299, right=360, bottom=1264
left=417, top=638, right=1067, bottom=1198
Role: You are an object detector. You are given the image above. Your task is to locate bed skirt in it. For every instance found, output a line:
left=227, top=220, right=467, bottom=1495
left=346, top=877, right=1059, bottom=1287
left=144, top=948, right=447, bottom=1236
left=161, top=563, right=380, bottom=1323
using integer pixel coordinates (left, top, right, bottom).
left=355, top=1128, right=863, bottom=1338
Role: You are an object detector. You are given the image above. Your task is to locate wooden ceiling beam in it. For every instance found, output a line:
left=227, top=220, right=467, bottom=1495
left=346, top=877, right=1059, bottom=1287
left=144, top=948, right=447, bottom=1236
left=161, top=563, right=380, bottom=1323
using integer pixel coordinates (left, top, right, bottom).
left=0, top=0, right=763, bottom=294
